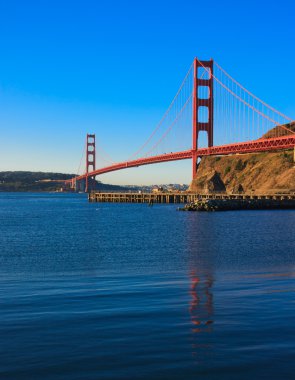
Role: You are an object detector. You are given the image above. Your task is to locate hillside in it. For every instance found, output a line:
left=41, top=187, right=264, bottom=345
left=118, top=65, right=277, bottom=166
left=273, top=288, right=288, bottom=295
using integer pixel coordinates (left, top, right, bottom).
left=262, top=121, right=295, bottom=139
left=190, top=150, right=295, bottom=194
left=0, top=172, right=135, bottom=192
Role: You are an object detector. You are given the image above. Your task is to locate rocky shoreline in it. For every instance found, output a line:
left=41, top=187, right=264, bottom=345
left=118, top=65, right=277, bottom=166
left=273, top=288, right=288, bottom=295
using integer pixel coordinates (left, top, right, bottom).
left=180, top=198, right=295, bottom=211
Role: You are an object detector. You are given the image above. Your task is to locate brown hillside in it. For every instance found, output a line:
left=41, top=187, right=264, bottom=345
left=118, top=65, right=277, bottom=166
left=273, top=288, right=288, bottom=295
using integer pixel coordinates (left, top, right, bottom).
left=190, top=150, right=295, bottom=193
left=263, top=121, right=295, bottom=139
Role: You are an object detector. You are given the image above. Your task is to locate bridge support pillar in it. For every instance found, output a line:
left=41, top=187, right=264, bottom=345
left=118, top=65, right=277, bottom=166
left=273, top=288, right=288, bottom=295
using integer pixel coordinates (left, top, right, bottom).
left=192, top=58, right=214, bottom=178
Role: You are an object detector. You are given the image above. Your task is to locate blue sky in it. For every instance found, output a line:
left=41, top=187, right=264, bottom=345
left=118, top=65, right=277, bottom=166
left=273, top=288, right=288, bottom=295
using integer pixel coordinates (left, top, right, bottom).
left=0, top=0, right=294, bottom=184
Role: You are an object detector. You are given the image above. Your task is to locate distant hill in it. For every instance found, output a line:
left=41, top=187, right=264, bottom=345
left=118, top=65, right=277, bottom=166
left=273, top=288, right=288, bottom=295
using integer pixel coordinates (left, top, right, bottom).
left=0, top=171, right=137, bottom=192
left=262, top=121, right=295, bottom=139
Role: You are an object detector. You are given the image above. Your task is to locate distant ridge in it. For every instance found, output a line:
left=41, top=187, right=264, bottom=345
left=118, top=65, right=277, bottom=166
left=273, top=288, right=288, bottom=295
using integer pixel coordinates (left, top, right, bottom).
left=0, top=171, right=135, bottom=192
left=262, top=122, right=295, bottom=139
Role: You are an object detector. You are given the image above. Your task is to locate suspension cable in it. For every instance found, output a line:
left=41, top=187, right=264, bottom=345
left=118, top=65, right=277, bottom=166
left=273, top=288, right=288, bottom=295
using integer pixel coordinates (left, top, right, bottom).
left=197, top=60, right=294, bottom=134
left=127, top=62, right=193, bottom=160
left=215, top=61, right=293, bottom=122
left=144, top=93, right=193, bottom=156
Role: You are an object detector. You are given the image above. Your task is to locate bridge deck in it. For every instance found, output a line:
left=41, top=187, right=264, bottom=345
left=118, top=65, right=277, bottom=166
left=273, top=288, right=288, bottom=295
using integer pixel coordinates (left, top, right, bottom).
left=68, top=134, right=295, bottom=184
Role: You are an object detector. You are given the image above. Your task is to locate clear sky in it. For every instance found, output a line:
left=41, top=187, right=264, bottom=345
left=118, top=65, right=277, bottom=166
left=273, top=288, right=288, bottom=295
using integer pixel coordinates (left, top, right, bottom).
left=0, top=0, right=294, bottom=185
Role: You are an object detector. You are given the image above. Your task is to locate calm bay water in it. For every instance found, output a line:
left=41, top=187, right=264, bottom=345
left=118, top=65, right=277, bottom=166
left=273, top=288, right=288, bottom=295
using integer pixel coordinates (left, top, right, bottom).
left=0, top=192, right=295, bottom=379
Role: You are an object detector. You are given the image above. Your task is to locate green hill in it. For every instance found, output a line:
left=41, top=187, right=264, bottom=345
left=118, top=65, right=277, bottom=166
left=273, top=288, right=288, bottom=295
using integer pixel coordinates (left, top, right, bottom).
left=0, top=171, right=133, bottom=192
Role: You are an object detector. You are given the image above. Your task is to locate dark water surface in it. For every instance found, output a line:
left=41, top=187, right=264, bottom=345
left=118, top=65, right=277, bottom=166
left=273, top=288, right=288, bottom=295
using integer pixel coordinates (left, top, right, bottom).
left=0, top=193, right=295, bottom=379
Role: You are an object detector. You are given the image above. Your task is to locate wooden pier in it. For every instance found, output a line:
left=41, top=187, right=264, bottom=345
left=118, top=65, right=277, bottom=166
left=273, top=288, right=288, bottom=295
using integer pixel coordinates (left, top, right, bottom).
left=88, top=191, right=295, bottom=204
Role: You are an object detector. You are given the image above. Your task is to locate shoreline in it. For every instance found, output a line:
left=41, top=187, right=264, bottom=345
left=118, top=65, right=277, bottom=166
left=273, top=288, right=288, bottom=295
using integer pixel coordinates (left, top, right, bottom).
left=180, top=198, right=295, bottom=211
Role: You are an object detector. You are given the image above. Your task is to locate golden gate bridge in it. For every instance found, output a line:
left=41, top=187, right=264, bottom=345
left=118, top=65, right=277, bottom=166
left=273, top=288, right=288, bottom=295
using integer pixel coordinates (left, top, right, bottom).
left=66, top=58, right=295, bottom=192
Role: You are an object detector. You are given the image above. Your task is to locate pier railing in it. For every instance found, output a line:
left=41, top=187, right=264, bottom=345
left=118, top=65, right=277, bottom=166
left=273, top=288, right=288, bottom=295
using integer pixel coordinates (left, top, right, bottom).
left=88, top=191, right=295, bottom=204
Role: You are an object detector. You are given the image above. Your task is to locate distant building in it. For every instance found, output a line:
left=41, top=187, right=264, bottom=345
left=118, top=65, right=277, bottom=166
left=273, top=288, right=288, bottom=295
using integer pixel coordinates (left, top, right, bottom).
left=152, top=186, right=165, bottom=193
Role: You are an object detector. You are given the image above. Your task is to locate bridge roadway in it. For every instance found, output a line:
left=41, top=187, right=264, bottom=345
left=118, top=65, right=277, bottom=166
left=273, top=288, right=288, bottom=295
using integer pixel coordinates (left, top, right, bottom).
left=68, top=134, right=295, bottom=183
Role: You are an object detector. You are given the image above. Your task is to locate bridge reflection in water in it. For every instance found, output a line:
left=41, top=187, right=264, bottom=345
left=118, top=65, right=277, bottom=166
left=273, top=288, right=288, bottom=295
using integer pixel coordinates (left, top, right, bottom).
left=185, top=213, right=216, bottom=363
left=188, top=271, right=214, bottom=362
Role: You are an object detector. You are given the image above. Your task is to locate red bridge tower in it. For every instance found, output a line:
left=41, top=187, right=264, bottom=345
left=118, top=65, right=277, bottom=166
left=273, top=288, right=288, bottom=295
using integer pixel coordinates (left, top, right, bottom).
left=85, top=134, right=96, bottom=192
left=192, top=58, right=214, bottom=178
